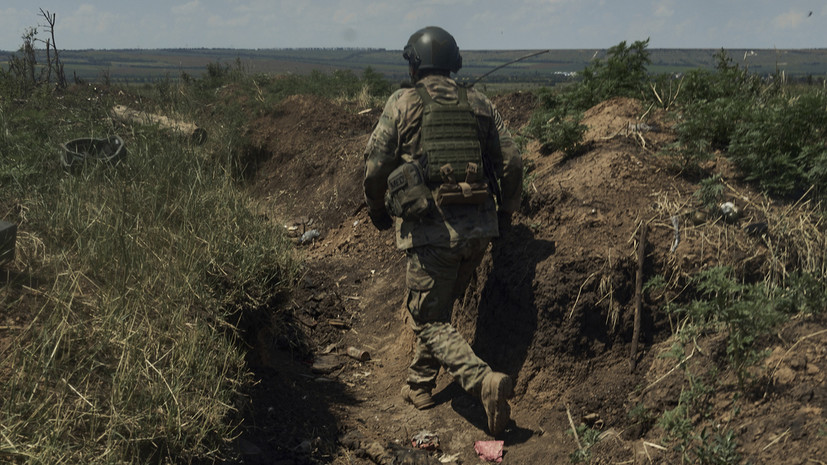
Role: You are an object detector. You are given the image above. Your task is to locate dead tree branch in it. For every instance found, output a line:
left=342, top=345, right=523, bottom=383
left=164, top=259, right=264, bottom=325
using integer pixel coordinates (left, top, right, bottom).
left=39, top=8, right=66, bottom=88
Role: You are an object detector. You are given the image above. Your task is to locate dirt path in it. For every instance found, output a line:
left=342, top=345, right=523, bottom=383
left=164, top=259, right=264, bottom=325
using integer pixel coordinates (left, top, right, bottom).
left=235, top=93, right=827, bottom=465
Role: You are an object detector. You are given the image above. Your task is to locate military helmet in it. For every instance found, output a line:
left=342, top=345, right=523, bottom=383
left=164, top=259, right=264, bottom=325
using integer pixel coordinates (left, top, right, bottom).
left=403, top=26, right=462, bottom=74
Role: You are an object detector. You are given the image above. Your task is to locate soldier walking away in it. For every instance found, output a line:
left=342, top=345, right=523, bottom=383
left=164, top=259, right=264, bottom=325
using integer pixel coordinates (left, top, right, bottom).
left=363, top=26, right=523, bottom=436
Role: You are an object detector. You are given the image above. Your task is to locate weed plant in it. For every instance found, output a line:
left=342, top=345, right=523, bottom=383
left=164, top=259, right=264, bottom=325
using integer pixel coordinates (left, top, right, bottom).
left=728, top=91, right=827, bottom=199
left=669, top=267, right=786, bottom=389
left=653, top=352, right=744, bottom=465
left=693, top=174, right=724, bottom=214
left=574, top=39, right=652, bottom=109
left=525, top=89, right=588, bottom=156
left=659, top=49, right=827, bottom=203
left=567, top=423, right=601, bottom=463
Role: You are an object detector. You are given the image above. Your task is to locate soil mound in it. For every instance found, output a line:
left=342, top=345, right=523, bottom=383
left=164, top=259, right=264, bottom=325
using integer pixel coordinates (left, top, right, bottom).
left=248, top=94, right=376, bottom=230
left=239, top=92, right=827, bottom=464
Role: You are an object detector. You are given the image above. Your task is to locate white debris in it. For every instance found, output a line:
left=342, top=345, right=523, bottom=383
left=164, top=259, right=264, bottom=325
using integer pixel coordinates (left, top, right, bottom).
left=720, top=202, right=739, bottom=221
left=300, top=229, right=320, bottom=243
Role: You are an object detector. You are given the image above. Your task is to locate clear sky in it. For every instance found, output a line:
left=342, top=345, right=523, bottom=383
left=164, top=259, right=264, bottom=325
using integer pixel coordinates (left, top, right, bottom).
left=1, top=0, right=825, bottom=51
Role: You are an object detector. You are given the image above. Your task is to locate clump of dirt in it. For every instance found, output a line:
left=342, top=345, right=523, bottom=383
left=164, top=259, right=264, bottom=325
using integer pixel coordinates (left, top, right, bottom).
left=237, top=91, right=827, bottom=465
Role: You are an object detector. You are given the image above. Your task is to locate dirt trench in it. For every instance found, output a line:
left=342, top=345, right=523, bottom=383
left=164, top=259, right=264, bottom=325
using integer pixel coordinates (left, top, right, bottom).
left=233, top=92, right=827, bottom=465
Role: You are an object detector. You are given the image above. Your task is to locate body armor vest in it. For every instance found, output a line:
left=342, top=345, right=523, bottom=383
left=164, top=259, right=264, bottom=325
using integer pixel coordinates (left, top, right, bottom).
left=416, top=84, right=483, bottom=185
left=384, top=84, right=491, bottom=220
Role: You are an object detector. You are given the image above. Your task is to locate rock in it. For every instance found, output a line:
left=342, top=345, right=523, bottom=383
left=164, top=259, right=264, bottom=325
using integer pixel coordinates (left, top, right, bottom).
left=300, top=229, right=320, bottom=243
left=311, top=354, right=343, bottom=374
left=774, top=366, right=796, bottom=385
left=789, top=356, right=806, bottom=370
left=690, top=210, right=707, bottom=225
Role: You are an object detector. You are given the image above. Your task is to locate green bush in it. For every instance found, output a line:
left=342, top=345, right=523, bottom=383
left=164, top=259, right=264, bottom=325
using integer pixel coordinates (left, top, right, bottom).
left=728, top=91, right=827, bottom=199
left=693, top=427, right=742, bottom=465
left=658, top=48, right=827, bottom=207
left=658, top=49, right=784, bottom=173
left=567, top=423, right=601, bottom=463
left=772, top=271, right=827, bottom=316
left=361, top=66, right=393, bottom=98
left=575, top=38, right=652, bottom=109
left=678, top=49, right=770, bottom=104
left=657, top=371, right=715, bottom=460
left=526, top=92, right=588, bottom=156
left=527, top=39, right=651, bottom=155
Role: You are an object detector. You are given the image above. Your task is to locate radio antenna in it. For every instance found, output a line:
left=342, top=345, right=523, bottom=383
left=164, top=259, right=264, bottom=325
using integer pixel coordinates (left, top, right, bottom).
left=468, top=49, right=551, bottom=87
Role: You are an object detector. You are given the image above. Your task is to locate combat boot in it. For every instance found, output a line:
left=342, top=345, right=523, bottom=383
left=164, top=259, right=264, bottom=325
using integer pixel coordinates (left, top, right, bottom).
left=401, top=384, right=435, bottom=410
left=481, top=372, right=513, bottom=435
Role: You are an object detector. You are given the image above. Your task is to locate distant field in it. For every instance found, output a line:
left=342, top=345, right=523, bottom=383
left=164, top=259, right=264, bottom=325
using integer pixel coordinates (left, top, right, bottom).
left=2, top=47, right=826, bottom=85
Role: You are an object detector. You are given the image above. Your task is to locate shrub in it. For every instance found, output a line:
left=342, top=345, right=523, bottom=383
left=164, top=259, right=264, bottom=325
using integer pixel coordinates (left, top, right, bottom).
left=728, top=91, right=827, bottom=200
left=693, top=174, right=724, bottom=214
left=567, top=423, right=601, bottom=463
left=659, top=49, right=783, bottom=173
left=526, top=93, right=588, bottom=156
left=657, top=371, right=715, bottom=460
left=694, top=427, right=742, bottom=465
left=575, top=38, right=652, bottom=109
left=527, top=39, right=651, bottom=156
left=361, top=66, right=393, bottom=98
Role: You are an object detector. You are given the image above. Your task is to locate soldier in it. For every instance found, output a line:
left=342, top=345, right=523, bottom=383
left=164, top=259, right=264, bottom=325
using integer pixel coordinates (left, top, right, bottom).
left=363, top=26, right=522, bottom=436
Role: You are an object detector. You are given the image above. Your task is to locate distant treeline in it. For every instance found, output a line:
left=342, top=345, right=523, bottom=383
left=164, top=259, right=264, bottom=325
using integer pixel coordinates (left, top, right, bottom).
left=2, top=47, right=826, bottom=85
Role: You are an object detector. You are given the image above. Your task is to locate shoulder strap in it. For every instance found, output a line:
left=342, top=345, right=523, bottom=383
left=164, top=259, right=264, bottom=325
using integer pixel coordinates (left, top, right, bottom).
left=415, top=83, right=434, bottom=106
left=415, top=83, right=468, bottom=107
left=457, top=86, right=468, bottom=105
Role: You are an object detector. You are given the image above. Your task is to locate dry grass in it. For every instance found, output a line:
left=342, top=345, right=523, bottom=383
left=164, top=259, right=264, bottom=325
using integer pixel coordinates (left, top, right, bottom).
left=0, top=83, right=299, bottom=464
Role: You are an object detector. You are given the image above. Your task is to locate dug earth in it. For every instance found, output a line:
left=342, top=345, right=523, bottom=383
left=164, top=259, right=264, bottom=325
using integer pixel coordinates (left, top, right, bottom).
left=230, top=91, right=827, bottom=464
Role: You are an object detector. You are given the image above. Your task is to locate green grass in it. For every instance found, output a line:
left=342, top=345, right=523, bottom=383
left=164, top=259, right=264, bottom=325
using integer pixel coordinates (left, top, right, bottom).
left=0, top=71, right=300, bottom=463
left=0, top=48, right=402, bottom=462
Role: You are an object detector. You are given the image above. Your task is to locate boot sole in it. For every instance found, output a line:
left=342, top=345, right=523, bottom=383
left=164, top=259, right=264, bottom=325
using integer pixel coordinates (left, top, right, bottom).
left=482, top=374, right=513, bottom=436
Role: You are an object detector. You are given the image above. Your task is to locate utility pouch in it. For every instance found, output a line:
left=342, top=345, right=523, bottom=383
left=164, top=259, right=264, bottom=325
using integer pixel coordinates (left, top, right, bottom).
left=436, top=182, right=491, bottom=207
left=435, top=161, right=490, bottom=206
left=436, top=181, right=490, bottom=206
left=384, top=162, right=432, bottom=221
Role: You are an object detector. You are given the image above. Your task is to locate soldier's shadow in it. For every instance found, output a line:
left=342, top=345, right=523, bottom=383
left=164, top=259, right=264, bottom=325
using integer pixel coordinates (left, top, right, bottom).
left=438, top=223, right=555, bottom=442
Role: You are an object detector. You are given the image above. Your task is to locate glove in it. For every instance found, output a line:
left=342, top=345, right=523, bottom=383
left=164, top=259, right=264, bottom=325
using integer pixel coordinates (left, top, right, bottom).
left=497, top=211, right=512, bottom=237
left=368, top=208, right=393, bottom=231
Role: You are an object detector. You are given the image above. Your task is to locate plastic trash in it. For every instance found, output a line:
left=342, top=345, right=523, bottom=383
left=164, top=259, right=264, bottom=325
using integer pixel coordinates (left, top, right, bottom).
left=411, top=430, right=439, bottom=450
left=60, top=135, right=126, bottom=171
left=474, top=440, right=504, bottom=463
left=300, top=229, right=320, bottom=243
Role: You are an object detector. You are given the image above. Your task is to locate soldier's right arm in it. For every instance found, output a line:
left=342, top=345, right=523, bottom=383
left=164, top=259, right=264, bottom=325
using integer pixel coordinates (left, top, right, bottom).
left=363, top=91, right=404, bottom=213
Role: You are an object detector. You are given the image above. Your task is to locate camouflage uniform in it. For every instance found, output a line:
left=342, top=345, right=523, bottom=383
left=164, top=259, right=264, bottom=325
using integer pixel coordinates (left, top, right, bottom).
left=363, top=74, right=522, bottom=397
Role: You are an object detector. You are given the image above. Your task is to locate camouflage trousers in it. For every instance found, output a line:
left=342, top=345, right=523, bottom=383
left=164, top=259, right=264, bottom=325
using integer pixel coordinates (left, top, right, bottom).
left=405, top=238, right=492, bottom=398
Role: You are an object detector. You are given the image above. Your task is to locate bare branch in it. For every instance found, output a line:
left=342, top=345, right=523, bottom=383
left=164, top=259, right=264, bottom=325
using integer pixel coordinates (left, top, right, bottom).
left=38, top=8, right=66, bottom=88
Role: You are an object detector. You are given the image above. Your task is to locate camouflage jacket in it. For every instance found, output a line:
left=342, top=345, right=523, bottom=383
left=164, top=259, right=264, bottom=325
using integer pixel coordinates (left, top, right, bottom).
left=363, top=74, right=522, bottom=250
